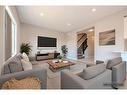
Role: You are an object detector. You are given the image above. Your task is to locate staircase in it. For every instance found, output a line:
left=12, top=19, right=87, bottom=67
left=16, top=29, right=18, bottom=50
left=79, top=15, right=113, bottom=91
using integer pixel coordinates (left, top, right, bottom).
left=77, top=33, right=88, bottom=59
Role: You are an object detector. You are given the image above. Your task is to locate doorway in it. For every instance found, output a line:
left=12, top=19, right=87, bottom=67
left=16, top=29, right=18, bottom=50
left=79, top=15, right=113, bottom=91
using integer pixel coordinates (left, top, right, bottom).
left=77, top=27, right=95, bottom=63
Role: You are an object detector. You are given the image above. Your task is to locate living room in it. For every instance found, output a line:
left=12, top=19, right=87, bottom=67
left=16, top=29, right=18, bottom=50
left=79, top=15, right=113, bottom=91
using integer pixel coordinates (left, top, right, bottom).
left=0, top=4, right=127, bottom=90
left=20, top=6, right=127, bottom=65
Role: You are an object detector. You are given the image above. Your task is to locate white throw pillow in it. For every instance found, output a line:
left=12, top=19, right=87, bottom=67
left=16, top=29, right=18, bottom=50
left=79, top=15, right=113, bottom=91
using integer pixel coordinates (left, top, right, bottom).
left=21, top=59, right=32, bottom=71
left=22, top=52, right=30, bottom=62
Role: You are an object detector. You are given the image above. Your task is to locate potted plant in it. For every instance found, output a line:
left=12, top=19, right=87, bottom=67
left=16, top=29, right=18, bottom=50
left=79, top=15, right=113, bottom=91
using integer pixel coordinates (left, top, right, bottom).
left=57, top=55, right=63, bottom=62
left=61, top=45, right=68, bottom=58
left=20, top=43, right=32, bottom=55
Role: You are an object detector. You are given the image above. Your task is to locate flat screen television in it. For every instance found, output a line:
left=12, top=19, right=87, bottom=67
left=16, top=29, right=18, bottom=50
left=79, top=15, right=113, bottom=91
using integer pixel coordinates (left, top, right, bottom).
left=38, top=36, right=57, bottom=47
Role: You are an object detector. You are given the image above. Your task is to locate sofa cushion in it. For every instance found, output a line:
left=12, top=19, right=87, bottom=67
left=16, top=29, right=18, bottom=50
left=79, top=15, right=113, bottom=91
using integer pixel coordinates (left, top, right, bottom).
left=8, top=61, right=23, bottom=73
left=2, top=54, right=22, bottom=75
left=21, top=59, right=32, bottom=71
left=21, top=52, right=30, bottom=62
left=3, top=65, right=11, bottom=74
left=80, top=64, right=106, bottom=80
left=106, top=57, right=122, bottom=69
left=9, top=54, right=22, bottom=64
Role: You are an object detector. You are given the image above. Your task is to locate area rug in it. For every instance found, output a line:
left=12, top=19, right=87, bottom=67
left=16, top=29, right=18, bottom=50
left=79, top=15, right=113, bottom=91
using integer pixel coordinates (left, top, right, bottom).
left=33, top=59, right=87, bottom=79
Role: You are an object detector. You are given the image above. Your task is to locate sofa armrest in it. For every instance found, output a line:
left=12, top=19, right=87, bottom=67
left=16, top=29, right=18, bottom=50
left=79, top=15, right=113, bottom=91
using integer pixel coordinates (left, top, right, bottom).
left=61, top=69, right=112, bottom=89
left=96, top=60, right=104, bottom=64
left=61, top=70, right=91, bottom=89
left=112, top=61, right=126, bottom=88
left=87, top=69, right=112, bottom=89
left=29, top=56, right=36, bottom=61
left=0, top=68, right=47, bottom=89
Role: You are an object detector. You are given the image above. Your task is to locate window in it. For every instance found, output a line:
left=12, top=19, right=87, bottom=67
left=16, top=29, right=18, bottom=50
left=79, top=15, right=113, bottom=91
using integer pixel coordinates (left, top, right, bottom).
left=5, top=6, right=17, bottom=60
left=12, top=22, right=17, bottom=55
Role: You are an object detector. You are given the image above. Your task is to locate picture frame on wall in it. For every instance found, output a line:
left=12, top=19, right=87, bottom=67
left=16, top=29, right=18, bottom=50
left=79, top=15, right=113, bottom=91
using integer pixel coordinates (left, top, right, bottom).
left=99, top=29, right=115, bottom=46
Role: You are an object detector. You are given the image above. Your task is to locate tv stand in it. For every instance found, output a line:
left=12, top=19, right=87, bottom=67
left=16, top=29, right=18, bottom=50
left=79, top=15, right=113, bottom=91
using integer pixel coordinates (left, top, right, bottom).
left=35, top=53, right=60, bottom=61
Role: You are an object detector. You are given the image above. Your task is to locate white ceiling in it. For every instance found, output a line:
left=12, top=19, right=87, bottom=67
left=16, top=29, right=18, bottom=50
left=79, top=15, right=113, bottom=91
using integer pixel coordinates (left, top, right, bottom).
left=17, top=6, right=127, bottom=32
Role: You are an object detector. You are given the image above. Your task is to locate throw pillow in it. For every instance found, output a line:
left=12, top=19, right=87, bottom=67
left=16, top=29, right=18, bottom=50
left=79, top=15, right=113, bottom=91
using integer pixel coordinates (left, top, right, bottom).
left=2, top=77, right=41, bottom=89
left=3, top=54, right=23, bottom=74
left=21, top=59, right=32, bottom=71
left=106, top=57, right=122, bottom=69
left=81, top=64, right=106, bottom=80
left=8, top=62, right=23, bottom=73
left=3, top=64, right=11, bottom=74
left=22, top=52, right=30, bottom=62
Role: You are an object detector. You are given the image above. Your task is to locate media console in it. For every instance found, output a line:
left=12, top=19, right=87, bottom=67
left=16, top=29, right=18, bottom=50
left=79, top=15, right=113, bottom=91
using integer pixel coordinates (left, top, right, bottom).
left=35, top=53, right=60, bottom=61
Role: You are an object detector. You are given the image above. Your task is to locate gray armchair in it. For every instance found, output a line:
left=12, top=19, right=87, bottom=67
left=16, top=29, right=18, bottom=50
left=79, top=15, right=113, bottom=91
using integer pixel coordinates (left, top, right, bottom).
left=107, top=57, right=126, bottom=88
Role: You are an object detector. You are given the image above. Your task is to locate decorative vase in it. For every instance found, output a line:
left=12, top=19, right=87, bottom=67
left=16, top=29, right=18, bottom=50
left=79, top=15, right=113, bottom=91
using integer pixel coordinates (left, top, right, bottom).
left=59, top=59, right=62, bottom=62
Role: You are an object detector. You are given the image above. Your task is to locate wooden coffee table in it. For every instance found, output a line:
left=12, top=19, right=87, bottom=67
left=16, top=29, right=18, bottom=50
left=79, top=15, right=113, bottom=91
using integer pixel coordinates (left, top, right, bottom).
left=47, top=61, right=75, bottom=72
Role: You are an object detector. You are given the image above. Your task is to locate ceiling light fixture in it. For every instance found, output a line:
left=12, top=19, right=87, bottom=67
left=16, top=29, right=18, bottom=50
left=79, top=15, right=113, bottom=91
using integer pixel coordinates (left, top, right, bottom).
left=89, top=29, right=94, bottom=32
left=40, top=13, right=44, bottom=16
left=92, top=8, right=96, bottom=12
left=67, top=23, right=71, bottom=26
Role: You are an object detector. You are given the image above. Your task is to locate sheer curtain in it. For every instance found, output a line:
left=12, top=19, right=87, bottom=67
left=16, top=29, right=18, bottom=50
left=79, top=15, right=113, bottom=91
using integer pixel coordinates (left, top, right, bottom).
left=5, top=10, right=12, bottom=61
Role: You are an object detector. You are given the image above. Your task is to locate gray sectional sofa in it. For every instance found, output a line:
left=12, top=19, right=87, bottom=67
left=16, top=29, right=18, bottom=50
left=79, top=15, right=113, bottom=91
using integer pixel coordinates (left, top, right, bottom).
left=0, top=54, right=47, bottom=89
left=61, top=57, right=126, bottom=89
left=0, top=54, right=126, bottom=89
left=61, top=64, right=112, bottom=89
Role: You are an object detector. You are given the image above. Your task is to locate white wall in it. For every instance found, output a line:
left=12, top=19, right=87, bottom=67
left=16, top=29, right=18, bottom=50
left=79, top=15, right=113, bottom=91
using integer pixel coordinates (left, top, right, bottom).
left=85, top=31, right=94, bottom=58
left=66, top=31, right=77, bottom=60
left=124, top=17, right=127, bottom=51
left=124, top=17, right=127, bottom=39
left=66, top=9, right=127, bottom=62
left=0, top=6, right=20, bottom=75
left=121, top=17, right=127, bottom=68
left=20, top=23, right=66, bottom=56
left=94, top=11, right=125, bottom=62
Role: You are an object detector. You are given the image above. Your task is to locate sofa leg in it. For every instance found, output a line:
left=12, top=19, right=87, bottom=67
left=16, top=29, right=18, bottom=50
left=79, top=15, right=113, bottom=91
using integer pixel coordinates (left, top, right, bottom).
left=113, top=87, right=118, bottom=89
left=112, top=85, right=118, bottom=89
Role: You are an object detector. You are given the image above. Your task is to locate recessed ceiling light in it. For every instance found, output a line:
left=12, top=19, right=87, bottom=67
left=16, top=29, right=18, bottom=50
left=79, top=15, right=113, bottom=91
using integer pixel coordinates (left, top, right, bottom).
left=67, top=23, right=71, bottom=26
left=89, top=29, right=94, bottom=32
left=40, top=13, right=44, bottom=16
left=92, top=8, right=96, bottom=12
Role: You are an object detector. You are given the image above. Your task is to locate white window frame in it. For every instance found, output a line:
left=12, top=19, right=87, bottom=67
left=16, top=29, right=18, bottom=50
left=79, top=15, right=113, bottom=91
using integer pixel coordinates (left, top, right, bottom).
left=5, top=6, right=17, bottom=56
